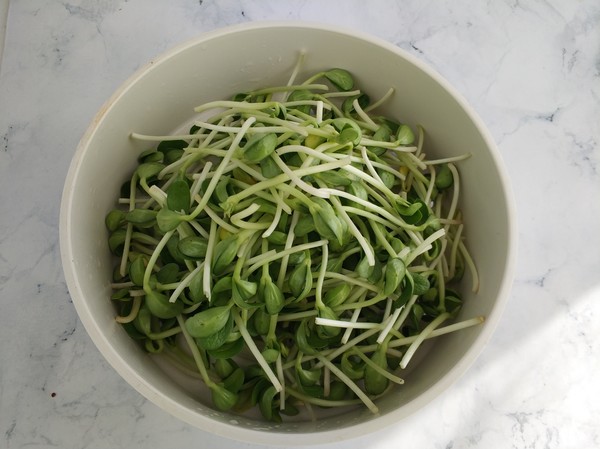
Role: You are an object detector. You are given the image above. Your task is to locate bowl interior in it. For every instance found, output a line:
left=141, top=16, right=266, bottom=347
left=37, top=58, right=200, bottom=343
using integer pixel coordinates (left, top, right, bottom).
left=60, top=22, right=515, bottom=445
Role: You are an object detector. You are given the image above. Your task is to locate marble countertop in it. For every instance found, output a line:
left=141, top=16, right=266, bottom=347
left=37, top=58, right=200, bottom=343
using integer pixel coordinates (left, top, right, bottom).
left=1, top=1, right=599, bottom=448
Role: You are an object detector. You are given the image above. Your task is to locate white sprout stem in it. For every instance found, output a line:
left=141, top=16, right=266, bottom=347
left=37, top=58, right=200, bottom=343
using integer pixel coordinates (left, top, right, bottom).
left=336, top=293, right=387, bottom=312
left=459, top=239, right=480, bottom=293
left=438, top=218, right=463, bottom=225
left=364, top=87, right=395, bottom=112
left=282, top=109, right=318, bottom=126
left=315, top=317, right=385, bottom=329
left=195, top=110, right=314, bottom=137
left=434, top=190, right=443, bottom=223
left=182, top=301, right=203, bottom=315
left=328, top=195, right=375, bottom=266
left=385, top=348, right=405, bottom=358
left=276, top=354, right=286, bottom=410
left=115, top=296, right=142, bottom=324
left=192, top=121, right=296, bottom=136
left=313, top=94, right=345, bottom=118
left=188, top=161, right=213, bottom=206
left=424, top=164, right=436, bottom=206
left=234, top=313, right=282, bottom=392
left=360, top=145, right=387, bottom=188
left=188, top=117, right=256, bottom=220
left=382, top=299, right=394, bottom=323
left=262, top=199, right=284, bottom=238
left=368, top=158, right=407, bottom=181
left=322, top=189, right=413, bottom=231
left=320, top=89, right=361, bottom=98
left=387, top=316, right=485, bottom=349
left=276, top=211, right=299, bottom=288
left=400, top=312, right=451, bottom=369
left=230, top=158, right=267, bottom=182
left=448, top=224, right=464, bottom=280
left=111, top=281, right=135, bottom=289
left=424, top=238, right=444, bottom=275
left=193, top=100, right=278, bottom=114
left=203, top=220, right=218, bottom=301
left=276, top=144, right=398, bottom=199
left=128, top=289, right=146, bottom=297
left=277, top=309, right=317, bottom=322
left=316, top=355, right=379, bottom=414
left=405, top=228, right=446, bottom=265
left=191, top=116, right=229, bottom=149
left=117, top=198, right=148, bottom=205
left=391, top=294, right=419, bottom=333
left=397, top=246, right=411, bottom=260
left=406, top=228, right=425, bottom=246
left=323, top=365, right=331, bottom=398
left=285, top=389, right=362, bottom=410
left=271, top=153, right=330, bottom=198
left=415, top=125, right=425, bottom=157
left=315, top=244, right=328, bottom=309
left=437, top=256, right=446, bottom=309
left=276, top=146, right=315, bottom=203
left=182, top=220, right=206, bottom=242
left=228, top=180, right=288, bottom=209
left=272, top=51, right=307, bottom=103
left=237, top=230, right=260, bottom=261
left=248, top=249, right=278, bottom=266
left=351, top=349, right=404, bottom=385
left=446, top=163, right=460, bottom=221
left=176, top=315, right=214, bottom=387
left=376, top=306, right=403, bottom=344
left=269, top=186, right=293, bottom=214
left=240, top=113, right=334, bottom=138
left=425, top=153, right=472, bottom=165
left=142, top=230, right=174, bottom=293
left=380, top=145, right=419, bottom=153
left=359, top=137, right=416, bottom=149
left=147, top=185, right=167, bottom=207
left=168, top=263, right=203, bottom=303
left=119, top=172, right=139, bottom=277
left=249, top=83, right=329, bottom=96
left=345, top=286, right=369, bottom=305
left=404, top=151, right=428, bottom=171
left=230, top=203, right=261, bottom=222
left=200, top=202, right=238, bottom=234
left=304, top=401, right=317, bottom=423
left=313, top=327, right=382, bottom=369
left=369, top=219, right=398, bottom=259
left=352, top=98, right=378, bottom=128
left=322, top=271, right=380, bottom=293
left=120, top=224, right=133, bottom=279
left=287, top=51, right=305, bottom=86
left=246, top=239, right=327, bottom=276
left=341, top=309, right=362, bottom=344
left=157, top=152, right=193, bottom=180
left=130, top=132, right=200, bottom=142
left=316, top=100, right=324, bottom=124
left=225, top=157, right=351, bottom=208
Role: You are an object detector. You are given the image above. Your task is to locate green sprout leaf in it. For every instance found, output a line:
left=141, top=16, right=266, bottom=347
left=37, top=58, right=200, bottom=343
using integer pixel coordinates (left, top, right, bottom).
left=324, top=68, right=354, bottom=91
left=166, top=177, right=191, bottom=213
left=243, top=133, right=278, bottom=163
left=145, top=290, right=183, bottom=319
left=185, top=305, right=231, bottom=338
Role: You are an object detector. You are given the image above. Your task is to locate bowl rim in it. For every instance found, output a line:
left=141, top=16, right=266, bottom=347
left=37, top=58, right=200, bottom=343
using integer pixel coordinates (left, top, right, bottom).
left=59, top=20, right=518, bottom=446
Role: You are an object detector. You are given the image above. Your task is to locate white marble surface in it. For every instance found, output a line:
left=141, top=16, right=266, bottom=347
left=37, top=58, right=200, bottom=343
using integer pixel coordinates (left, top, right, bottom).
left=1, top=1, right=599, bottom=448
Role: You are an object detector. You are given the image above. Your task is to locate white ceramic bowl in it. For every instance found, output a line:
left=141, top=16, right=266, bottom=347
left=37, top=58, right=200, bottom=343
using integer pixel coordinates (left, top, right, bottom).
left=60, top=22, right=517, bottom=445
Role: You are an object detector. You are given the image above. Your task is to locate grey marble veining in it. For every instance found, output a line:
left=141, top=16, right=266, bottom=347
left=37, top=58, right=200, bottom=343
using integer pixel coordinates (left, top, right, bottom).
left=1, top=1, right=599, bottom=448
